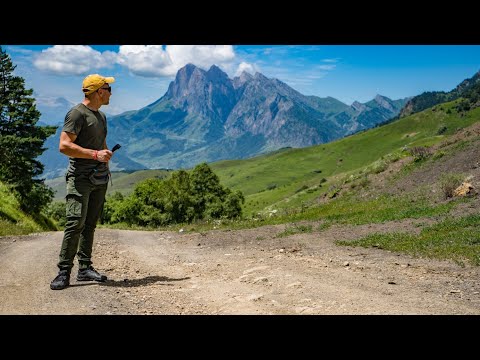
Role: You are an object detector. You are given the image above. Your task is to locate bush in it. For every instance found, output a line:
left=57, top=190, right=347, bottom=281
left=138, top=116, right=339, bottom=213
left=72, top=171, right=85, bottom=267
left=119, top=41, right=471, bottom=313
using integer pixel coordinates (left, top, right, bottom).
left=44, top=201, right=66, bottom=227
left=437, top=126, right=448, bottom=135
left=439, top=173, right=464, bottom=199
left=108, top=163, right=244, bottom=226
left=409, top=146, right=431, bottom=162
left=295, top=185, right=309, bottom=193
left=266, top=183, right=277, bottom=190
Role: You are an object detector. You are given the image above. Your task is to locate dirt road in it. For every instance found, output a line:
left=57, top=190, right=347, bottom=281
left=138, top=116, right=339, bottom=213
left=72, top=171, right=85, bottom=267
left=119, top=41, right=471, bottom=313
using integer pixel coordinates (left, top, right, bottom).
left=1, top=221, right=479, bottom=315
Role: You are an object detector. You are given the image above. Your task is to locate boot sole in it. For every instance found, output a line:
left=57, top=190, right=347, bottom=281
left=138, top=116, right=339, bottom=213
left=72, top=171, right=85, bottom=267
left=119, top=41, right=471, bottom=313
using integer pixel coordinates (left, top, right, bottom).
left=50, top=283, right=69, bottom=290
left=76, top=276, right=107, bottom=282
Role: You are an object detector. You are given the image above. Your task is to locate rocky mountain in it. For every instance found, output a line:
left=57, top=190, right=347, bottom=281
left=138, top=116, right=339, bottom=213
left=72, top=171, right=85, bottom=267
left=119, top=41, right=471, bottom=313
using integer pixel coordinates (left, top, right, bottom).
left=35, top=96, right=75, bottom=126
left=40, top=64, right=407, bottom=178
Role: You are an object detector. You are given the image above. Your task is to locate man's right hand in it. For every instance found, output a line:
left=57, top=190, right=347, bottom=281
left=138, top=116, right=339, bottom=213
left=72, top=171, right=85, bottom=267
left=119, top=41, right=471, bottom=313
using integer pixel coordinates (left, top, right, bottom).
left=97, top=149, right=113, bottom=162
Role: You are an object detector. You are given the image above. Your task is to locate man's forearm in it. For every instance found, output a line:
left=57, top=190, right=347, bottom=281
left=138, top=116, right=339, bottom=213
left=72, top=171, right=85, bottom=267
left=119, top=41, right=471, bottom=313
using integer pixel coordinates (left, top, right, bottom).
left=59, top=140, right=96, bottom=159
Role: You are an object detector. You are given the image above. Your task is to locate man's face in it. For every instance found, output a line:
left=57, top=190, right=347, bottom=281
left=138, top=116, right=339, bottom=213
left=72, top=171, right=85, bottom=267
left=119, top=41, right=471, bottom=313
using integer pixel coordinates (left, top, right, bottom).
left=97, top=84, right=112, bottom=105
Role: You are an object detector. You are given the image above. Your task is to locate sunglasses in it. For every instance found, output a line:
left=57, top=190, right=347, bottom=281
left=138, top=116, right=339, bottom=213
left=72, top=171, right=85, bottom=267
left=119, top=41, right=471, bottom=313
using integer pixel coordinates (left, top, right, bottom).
left=98, top=85, right=112, bottom=93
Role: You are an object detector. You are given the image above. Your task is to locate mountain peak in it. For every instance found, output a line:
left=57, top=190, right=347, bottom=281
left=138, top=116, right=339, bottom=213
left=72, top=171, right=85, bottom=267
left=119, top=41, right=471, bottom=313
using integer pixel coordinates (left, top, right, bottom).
left=351, top=101, right=366, bottom=112
left=233, top=71, right=254, bottom=89
left=240, top=71, right=253, bottom=81
left=174, top=63, right=201, bottom=82
left=180, top=62, right=197, bottom=73
left=206, top=64, right=229, bottom=82
left=374, top=94, right=388, bottom=101
left=208, top=64, right=222, bottom=72
left=254, top=72, right=268, bottom=81
left=373, top=94, right=395, bottom=111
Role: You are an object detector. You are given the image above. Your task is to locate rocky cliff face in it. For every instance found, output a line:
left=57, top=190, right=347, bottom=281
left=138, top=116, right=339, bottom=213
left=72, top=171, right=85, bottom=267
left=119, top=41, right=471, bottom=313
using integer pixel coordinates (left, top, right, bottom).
left=40, top=64, right=408, bottom=177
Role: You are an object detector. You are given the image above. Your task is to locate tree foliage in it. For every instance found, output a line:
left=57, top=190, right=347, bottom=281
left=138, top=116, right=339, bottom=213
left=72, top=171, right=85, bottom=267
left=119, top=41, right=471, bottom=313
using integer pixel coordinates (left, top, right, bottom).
left=0, top=46, right=56, bottom=213
left=105, top=163, right=245, bottom=226
left=400, top=70, right=480, bottom=118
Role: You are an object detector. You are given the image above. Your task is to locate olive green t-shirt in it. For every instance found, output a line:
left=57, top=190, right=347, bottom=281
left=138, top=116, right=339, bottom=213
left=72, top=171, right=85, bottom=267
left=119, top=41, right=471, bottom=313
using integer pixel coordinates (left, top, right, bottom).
left=62, top=103, right=108, bottom=175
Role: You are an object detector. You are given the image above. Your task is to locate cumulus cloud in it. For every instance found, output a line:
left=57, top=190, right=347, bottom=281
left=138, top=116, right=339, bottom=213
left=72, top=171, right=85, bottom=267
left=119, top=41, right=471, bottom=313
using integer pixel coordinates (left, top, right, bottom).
left=117, top=45, right=236, bottom=77
left=116, top=45, right=173, bottom=77
left=33, top=45, right=116, bottom=75
left=235, top=62, right=260, bottom=76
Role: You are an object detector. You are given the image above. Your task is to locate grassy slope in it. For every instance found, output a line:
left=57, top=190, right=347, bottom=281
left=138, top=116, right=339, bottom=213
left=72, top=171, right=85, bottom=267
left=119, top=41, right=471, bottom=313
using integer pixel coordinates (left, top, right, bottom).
left=46, top=100, right=478, bottom=212
left=5, top=99, right=480, bottom=266
left=212, top=100, right=480, bottom=215
left=0, top=182, right=57, bottom=236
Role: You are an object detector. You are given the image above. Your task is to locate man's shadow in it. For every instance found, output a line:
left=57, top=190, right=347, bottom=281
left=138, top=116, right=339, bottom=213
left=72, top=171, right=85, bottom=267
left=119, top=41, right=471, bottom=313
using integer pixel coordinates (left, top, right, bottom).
left=71, top=275, right=190, bottom=288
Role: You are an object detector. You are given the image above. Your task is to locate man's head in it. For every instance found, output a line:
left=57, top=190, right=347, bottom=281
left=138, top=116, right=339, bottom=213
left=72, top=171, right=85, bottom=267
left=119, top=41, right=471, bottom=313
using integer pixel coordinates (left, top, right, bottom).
left=82, top=74, right=115, bottom=96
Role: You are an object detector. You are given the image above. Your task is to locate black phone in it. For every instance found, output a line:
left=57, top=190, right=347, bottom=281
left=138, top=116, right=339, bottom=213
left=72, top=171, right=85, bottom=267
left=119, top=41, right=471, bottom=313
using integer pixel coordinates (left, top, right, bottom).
left=111, top=144, right=121, bottom=152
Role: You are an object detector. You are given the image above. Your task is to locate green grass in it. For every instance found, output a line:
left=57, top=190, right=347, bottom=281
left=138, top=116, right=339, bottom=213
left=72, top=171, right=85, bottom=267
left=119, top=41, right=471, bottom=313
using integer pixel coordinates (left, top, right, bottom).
left=276, top=224, right=313, bottom=238
left=44, top=101, right=480, bottom=213
left=0, top=182, right=57, bottom=236
left=337, top=214, right=480, bottom=266
left=111, top=189, right=469, bottom=236
left=4, top=99, right=480, bottom=273
left=269, top=191, right=465, bottom=226
left=212, top=100, right=480, bottom=215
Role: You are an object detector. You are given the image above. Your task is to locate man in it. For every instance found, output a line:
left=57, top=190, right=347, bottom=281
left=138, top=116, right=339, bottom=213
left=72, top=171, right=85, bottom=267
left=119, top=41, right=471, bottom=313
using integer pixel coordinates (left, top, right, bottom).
left=50, top=74, right=115, bottom=290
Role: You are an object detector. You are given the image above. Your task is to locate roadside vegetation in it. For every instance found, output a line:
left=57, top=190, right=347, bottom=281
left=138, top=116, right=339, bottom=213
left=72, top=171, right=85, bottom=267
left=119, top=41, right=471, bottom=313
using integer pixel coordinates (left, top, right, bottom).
left=0, top=182, right=57, bottom=236
left=15, top=100, right=480, bottom=265
left=2, top=44, right=480, bottom=266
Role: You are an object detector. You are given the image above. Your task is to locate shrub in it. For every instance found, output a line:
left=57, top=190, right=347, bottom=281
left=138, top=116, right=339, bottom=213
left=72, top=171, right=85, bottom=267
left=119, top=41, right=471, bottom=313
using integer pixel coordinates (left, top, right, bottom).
left=409, top=146, right=431, bottom=161
left=44, top=201, right=66, bottom=227
left=437, top=126, right=448, bottom=135
left=295, top=185, right=309, bottom=193
left=266, top=183, right=277, bottom=190
left=439, top=173, right=464, bottom=199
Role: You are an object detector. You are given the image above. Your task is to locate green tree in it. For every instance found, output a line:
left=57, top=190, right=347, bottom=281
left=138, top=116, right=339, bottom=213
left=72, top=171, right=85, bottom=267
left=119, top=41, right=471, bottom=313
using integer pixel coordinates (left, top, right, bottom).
left=190, top=162, right=227, bottom=216
left=0, top=46, right=57, bottom=213
left=109, top=163, right=245, bottom=227
left=190, top=163, right=244, bottom=220
left=166, top=170, right=196, bottom=223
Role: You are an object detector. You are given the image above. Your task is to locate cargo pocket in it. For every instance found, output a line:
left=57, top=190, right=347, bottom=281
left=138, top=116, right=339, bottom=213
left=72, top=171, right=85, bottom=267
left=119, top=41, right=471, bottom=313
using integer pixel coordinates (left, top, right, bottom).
left=66, top=195, right=83, bottom=218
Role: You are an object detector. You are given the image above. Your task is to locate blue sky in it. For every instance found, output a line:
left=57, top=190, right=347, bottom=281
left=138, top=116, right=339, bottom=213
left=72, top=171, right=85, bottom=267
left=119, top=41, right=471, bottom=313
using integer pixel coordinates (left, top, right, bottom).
left=4, top=45, right=480, bottom=115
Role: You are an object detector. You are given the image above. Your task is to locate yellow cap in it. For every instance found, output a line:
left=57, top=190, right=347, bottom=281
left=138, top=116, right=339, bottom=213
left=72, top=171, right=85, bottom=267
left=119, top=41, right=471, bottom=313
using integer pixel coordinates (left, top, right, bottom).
left=82, top=74, right=115, bottom=95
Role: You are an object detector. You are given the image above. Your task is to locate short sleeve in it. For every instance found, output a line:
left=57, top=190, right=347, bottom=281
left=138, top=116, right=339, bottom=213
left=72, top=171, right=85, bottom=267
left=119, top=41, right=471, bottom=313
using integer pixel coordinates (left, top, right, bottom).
left=62, top=109, right=84, bottom=135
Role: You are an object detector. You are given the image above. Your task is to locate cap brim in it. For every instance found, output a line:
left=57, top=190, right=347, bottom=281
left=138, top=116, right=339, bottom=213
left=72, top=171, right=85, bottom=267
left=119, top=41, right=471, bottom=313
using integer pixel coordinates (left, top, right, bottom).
left=104, top=77, right=115, bottom=84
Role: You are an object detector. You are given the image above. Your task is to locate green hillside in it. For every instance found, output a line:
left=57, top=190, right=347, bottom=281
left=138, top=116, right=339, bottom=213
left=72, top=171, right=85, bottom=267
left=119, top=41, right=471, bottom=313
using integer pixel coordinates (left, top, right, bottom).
left=46, top=98, right=480, bottom=216
left=6, top=97, right=480, bottom=266
left=0, top=182, right=57, bottom=236
left=212, top=99, right=480, bottom=215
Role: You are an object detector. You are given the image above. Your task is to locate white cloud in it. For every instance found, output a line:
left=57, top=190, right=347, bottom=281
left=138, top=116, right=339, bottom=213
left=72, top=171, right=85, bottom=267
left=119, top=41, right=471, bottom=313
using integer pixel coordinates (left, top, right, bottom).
left=33, top=45, right=116, bottom=75
left=316, top=64, right=336, bottom=71
left=116, top=45, right=173, bottom=77
left=116, top=45, right=236, bottom=77
left=235, top=62, right=260, bottom=76
left=322, top=58, right=339, bottom=63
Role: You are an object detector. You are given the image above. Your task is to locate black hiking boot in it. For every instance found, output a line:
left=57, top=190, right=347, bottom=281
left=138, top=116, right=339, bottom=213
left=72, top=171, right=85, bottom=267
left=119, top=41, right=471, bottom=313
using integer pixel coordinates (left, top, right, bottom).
left=50, top=270, right=71, bottom=290
left=77, top=266, right=107, bottom=282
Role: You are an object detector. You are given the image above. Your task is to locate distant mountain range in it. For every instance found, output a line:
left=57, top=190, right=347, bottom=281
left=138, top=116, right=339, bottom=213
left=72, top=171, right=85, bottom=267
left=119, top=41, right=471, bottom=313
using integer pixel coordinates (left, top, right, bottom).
left=35, top=96, right=75, bottom=126
left=39, top=64, right=409, bottom=179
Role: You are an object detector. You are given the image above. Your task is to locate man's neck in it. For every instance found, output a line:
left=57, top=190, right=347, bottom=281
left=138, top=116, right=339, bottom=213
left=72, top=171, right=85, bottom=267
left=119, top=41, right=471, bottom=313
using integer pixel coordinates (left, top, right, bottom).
left=82, top=99, right=101, bottom=112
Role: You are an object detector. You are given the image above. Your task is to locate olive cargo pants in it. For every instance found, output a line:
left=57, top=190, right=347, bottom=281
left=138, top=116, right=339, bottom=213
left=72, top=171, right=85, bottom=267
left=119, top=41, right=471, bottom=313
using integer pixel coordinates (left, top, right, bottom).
left=57, top=173, right=108, bottom=271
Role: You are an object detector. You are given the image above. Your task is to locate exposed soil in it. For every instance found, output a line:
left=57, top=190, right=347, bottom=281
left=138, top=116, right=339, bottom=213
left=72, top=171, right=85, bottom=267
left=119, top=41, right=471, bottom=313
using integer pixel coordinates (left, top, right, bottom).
left=1, top=218, right=479, bottom=315
left=2, top=122, right=480, bottom=315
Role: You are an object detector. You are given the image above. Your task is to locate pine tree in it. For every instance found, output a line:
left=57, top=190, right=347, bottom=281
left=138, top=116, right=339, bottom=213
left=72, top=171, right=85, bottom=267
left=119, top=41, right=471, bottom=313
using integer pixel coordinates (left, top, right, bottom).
left=0, top=46, right=57, bottom=213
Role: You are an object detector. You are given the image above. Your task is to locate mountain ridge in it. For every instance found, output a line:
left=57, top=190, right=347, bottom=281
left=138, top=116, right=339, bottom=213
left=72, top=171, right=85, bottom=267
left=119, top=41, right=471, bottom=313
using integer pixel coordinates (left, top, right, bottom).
left=39, top=64, right=408, bottom=178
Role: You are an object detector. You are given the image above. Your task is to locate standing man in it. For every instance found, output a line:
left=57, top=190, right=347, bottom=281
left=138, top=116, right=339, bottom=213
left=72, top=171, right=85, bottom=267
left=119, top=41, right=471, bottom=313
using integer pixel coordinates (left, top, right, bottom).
left=50, top=74, right=115, bottom=290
